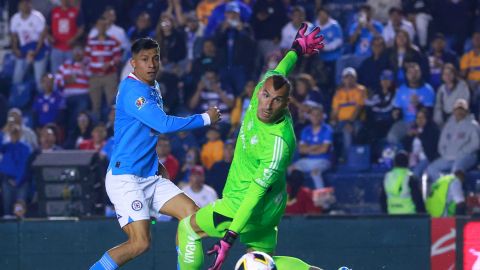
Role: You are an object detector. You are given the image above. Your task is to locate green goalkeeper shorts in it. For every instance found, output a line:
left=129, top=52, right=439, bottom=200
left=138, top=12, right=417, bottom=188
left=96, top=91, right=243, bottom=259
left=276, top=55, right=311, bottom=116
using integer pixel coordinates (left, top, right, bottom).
left=195, top=199, right=278, bottom=253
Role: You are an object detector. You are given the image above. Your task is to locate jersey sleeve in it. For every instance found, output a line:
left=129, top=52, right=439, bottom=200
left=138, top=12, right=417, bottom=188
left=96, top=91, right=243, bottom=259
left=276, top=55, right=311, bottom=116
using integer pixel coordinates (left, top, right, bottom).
left=228, top=136, right=290, bottom=233
left=123, top=85, right=208, bottom=134
left=273, top=50, right=298, bottom=77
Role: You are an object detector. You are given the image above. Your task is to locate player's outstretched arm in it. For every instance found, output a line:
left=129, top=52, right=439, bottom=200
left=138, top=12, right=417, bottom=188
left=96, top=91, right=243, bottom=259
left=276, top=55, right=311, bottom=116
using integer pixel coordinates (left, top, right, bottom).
left=207, top=136, right=290, bottom=270
left=124, top=89, right=221, bottom=134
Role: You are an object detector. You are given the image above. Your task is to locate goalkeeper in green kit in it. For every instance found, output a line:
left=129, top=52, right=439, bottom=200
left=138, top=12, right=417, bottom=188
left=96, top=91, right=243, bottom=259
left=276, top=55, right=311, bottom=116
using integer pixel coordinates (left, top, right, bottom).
left=177, top=23, right=324, bottom=270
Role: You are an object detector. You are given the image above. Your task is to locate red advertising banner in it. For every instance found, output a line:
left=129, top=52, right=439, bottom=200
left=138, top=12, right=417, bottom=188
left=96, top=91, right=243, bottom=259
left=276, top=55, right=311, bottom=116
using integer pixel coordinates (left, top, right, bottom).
left=431, top=218, right=456, bottom=270
left=463, top=221, right=480, bottom=270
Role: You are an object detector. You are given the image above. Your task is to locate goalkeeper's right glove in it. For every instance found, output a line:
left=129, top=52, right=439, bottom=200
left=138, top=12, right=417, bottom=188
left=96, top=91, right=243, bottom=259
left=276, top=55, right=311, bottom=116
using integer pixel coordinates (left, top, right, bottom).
left=291, top=22, right=325, bottom=57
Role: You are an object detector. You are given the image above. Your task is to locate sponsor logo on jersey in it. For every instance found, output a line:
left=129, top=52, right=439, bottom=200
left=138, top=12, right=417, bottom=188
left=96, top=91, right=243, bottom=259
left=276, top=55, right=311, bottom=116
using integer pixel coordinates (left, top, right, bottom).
left=184, top=235, right=197, bottom=263
left=131, top=200, right=143, bottom=211
left=135, top=96, right=146, bottom=109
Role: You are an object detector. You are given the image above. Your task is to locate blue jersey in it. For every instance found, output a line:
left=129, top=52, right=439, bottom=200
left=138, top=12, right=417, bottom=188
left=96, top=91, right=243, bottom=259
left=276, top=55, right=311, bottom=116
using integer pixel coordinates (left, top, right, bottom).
left=300, top=124, right=333, bottom=160
left=348, top=20, right=383, bottom=57
left=393, top=83, right=435, bottom=123
left=33, top=91, right=65, bottom=126
left=109, top=73, right=209, bottom=177
left=317, top=18, right=343, bottom=62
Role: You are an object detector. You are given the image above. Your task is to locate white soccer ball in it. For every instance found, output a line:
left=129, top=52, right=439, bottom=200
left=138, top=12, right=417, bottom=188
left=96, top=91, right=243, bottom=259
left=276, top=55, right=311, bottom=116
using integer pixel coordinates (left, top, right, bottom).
left=234, top=251, right=277, bottom=270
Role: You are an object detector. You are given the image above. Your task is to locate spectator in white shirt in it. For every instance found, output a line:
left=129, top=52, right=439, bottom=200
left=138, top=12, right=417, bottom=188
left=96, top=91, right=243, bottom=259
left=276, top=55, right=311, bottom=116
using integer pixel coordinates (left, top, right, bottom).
left=10, top=0, right=47, bottom=89
left=182, top=165, right=218, bottom=207
left=382, top=7, right=416, bottom=48
left=279, top=5, right=311, bottom=51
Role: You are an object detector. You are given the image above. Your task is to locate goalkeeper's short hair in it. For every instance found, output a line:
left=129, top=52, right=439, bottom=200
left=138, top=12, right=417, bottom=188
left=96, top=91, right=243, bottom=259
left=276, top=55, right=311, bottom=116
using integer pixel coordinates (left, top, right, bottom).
left=270, top=75, right=292, bottom=96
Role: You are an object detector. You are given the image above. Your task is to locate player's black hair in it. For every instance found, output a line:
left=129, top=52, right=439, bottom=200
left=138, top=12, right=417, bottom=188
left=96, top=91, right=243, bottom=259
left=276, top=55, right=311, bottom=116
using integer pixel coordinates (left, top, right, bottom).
left=270, top=75, right=292, bottom=96
left=131, top=38, right=160, bottom=55
left=394, top=151, right=409, bottom=168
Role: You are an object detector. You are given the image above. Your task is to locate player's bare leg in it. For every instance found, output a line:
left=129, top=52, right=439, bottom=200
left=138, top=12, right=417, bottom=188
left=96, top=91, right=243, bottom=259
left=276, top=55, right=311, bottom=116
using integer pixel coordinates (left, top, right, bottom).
left=159, top=193, right=199, bottom=246
left=92, top=177, right=201, bottom=270
left=108, top=220, right=151, bottom=266
left=160, top=193, right=199, bottom=221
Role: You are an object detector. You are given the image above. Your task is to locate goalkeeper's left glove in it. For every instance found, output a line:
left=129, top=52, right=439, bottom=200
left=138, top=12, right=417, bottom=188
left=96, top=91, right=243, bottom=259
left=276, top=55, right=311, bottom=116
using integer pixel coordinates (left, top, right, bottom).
left=207, top=230, right=238, bottom=270
left=291, top=22, right=325, bottom=57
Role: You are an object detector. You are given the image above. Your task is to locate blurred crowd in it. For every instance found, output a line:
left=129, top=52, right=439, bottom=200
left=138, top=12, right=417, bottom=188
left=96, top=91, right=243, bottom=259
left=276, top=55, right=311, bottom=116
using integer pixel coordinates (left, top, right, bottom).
left=2, top=0, right=480, bottom=218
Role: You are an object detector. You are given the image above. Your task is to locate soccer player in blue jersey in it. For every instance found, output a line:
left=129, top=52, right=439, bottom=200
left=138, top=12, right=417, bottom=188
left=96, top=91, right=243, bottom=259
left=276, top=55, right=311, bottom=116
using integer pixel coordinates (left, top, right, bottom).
left=89, top=38, right=221, bottom=270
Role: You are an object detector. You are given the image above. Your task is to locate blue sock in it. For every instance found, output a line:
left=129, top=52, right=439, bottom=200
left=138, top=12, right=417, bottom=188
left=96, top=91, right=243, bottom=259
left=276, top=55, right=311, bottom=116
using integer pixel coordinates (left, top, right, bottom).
left=89, top=252, right=118, bottom=270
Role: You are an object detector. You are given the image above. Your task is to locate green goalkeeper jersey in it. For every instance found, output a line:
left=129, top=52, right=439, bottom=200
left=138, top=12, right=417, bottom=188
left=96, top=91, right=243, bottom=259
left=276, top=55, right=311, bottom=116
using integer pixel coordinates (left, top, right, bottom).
left=222, top=51, right=298, bottom=233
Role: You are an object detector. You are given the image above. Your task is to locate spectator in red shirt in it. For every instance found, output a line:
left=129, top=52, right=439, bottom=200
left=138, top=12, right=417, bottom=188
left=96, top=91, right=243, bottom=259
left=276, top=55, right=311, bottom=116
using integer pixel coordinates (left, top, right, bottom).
left=156, top=135, right=180, bottom=182
left=46, top=0, right=85, bottom=73
left=78, top=124, right=107, bottom=151
left=55, top=43, right=90, bottom=130
left=88, top=6, right=130, bottom=54
left=285, top=170, right=322, bottom=215
left=85, top=15, right=121, bottom=119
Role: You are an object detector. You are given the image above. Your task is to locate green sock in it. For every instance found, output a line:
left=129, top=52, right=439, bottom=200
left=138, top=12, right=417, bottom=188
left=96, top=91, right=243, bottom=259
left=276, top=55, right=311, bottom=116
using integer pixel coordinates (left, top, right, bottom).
left=273, top=256, right=311, bottom=270
left=178, top=216, right=204, bottom=270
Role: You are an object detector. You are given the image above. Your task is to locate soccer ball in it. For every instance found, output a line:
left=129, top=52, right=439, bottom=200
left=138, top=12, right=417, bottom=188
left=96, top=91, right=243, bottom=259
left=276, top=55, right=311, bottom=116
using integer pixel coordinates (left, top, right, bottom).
left=234, top=251, right=277, bottom=270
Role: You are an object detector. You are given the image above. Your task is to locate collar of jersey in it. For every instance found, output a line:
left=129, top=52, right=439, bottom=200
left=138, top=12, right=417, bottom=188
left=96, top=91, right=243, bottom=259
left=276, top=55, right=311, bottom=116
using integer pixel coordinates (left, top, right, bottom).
left=254, top=113, right=286, bottom=127
left=128, top=73, right=156, bottom=89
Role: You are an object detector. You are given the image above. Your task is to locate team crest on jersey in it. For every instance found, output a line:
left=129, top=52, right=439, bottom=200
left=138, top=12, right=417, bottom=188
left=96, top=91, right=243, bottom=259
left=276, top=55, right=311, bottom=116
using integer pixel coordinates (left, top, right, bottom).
left=135, top=97, right=146, bottom=109
left=131, top=200, right=143, bottom=211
